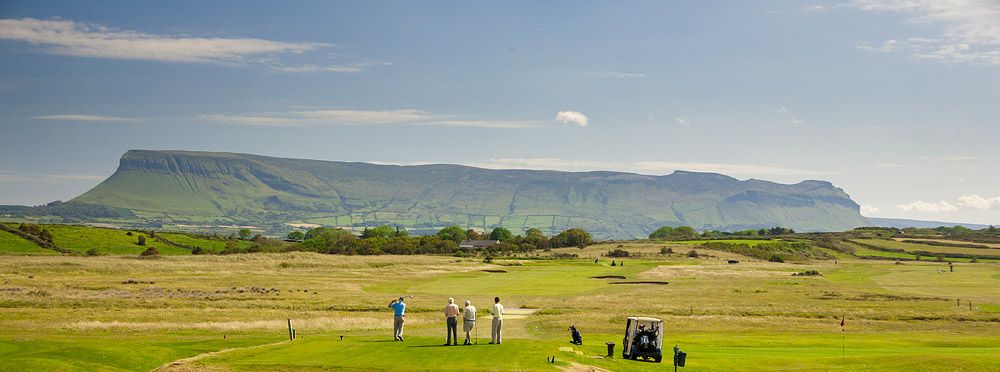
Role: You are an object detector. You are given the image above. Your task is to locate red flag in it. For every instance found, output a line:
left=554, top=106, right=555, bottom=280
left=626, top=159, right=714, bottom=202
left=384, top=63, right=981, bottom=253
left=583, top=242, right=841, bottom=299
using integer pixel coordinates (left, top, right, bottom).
left=840, top=316, right=845, bottom=330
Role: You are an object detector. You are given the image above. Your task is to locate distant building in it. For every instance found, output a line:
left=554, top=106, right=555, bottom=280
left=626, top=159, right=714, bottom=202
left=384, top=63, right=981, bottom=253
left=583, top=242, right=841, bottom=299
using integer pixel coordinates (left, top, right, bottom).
left=459, top=240, right=499, bottom=248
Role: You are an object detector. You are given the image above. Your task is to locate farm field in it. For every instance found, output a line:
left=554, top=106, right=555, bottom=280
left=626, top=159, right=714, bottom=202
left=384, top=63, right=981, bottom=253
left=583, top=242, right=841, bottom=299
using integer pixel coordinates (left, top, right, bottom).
left=1, top=243, right=999, bottom=371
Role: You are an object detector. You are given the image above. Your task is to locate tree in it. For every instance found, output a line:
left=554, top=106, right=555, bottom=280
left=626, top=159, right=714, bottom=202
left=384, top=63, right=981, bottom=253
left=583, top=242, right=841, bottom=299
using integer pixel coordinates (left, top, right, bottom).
left=137, top=235, right=146, bottom=246
left=671, top=226, right=696, bottom=238
left=238, top=229, right=252, bottom=240
left=287, top=231, right=305, bottom=241
left=550, top=228, right=592, bottom=248
left=649, top=226, right=674, bottom=240
left=362, top=225, right=395, bottom=239
left=490, top=227, right=513, bottom=242
left=525, top=228, right=545, bottom=238
left=437, top=225, right=467, bottom=243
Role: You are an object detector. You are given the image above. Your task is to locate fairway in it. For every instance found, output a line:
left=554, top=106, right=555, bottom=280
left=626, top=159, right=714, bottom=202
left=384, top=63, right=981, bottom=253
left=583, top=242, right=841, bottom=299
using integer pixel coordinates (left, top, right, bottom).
left=2, top=248, right=999, bottom=371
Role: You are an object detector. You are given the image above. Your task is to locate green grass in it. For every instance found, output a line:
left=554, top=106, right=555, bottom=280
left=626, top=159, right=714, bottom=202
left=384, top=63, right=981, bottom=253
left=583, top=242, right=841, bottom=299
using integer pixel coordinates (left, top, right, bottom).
left=675, top=239, right=770, bottom=247
left=192, top=333, right=1000, bottom=372
left=42, top=225, right=191, bottom=255
left=0, top=332, right=276, bottom=372
left=854, top=239, right=1000, bottom=257
left=0, top=230, right=50, bottom=254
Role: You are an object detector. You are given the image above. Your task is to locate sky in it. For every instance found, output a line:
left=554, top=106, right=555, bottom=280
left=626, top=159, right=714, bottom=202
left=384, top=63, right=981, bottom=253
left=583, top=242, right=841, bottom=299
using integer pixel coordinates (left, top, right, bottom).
left=1, top=0, right=998, bottom=226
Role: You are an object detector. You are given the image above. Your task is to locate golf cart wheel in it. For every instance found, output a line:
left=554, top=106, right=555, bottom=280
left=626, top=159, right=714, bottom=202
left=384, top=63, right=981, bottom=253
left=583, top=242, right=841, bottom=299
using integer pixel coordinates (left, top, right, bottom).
left=654, top=356, right=662, bottom=363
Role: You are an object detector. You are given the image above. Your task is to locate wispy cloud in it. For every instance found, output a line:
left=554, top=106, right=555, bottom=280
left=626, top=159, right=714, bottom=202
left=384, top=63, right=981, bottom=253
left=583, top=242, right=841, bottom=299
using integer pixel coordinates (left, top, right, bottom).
left=958, top=194, right=1000, bottom=210
left=896, top=200, right=958, bottom=212
left=875, top=163, right=909, bottom=168
left=202, top=109, right=540, bottom=128
left=774, top=105, right=805, bottom=124
left=31, top=114, right=140, bottom=122
left=555, top=111, right=589, bottom=127
left=0, top=171, right=105, bottom=183
left=579, top=71, right=647, bottom=79
left=848, top=0, right=1000, bottom=65
left=676, top=117, right=690, bottom=125
left=201, top=109, right=436, bottom=126
left=0, top=18, right=374, bottom=71
left=860, top=204, right=881, bottom=214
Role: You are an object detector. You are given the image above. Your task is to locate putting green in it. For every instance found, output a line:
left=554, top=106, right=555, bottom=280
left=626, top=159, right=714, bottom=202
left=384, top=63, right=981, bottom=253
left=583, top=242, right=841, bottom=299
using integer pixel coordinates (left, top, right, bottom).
left=870, top=264, right=1000, bottom=299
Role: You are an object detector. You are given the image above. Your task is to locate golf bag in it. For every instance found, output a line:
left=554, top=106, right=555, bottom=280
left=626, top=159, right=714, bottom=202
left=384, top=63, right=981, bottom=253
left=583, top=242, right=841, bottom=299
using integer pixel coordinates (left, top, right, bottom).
left=569, top=325, right=583, bottom=345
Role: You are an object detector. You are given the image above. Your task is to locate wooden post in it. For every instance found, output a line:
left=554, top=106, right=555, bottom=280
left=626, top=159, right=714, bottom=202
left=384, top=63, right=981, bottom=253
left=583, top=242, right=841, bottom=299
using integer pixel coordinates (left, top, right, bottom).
left=970, top=301, right=973, bottom=311
left=288, top=319, right=294, bottom=341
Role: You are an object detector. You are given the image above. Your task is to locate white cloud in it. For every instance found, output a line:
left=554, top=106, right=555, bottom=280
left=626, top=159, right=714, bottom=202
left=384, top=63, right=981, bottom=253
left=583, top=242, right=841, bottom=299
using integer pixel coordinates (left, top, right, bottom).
left=555, top=111, right=589, bottom=127
left=676, top=117, right=689, bottom=125
left=896, top=200, right=959, bottom=212
left=0, top=18, right=369, bottom=71
left=958, top=194, right=1000, bottom=210
left=201, top=109, right=436, bottom=126
left=790, top=118, right=805, bottom=124
left=31, top=114, right=140, bottom=121
left=580, top=71, right=647, bottom=79
left=202, top=109, right=539, bottom=128
left=774, top=106, right=789, bottom=113
left=848, top=0, right=1000, bottom=65
left=876, top=163, right=909, bottom=168
left=0, top=171, right=105, bottom=183
left=860, top=204, right=881, bottom=214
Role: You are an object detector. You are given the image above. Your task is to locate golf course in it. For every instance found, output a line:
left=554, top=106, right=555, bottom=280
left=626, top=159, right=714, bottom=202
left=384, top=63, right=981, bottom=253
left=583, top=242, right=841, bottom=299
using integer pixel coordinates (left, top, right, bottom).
left=2, top=233, right=999, bottom=371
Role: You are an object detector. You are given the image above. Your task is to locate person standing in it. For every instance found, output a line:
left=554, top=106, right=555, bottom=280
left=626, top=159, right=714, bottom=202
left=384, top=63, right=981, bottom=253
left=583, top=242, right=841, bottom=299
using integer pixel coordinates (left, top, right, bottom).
left=389, top=297, right=406, bottom=341
left=463, top=300, right=477, bottom=345
left=489, top=296, right=504, bottom=344
left=444, top=297, right=460, bottom=346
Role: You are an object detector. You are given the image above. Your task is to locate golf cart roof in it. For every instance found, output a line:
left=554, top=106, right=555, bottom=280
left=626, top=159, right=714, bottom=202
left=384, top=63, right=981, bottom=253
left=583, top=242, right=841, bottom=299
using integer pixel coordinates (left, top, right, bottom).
left=627, top=316, right=662, bottom=323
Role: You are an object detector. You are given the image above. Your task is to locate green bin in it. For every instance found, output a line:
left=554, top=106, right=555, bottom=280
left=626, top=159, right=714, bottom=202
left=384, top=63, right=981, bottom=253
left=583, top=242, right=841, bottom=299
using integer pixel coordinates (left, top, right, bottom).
left=674, top=351, right=686, bottom=367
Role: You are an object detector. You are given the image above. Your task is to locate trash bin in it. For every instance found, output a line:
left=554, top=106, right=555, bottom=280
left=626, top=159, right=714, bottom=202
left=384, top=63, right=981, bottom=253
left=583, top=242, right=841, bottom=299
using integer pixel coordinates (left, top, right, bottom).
left=606, top=342, right=615, bottom=357
left=674, top=351, right=686, bottom=367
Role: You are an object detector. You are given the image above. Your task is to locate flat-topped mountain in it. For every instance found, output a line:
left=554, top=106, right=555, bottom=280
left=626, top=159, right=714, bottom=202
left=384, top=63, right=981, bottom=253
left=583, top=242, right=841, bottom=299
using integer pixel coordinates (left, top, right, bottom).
left=71, top=150, right=869, bottom=239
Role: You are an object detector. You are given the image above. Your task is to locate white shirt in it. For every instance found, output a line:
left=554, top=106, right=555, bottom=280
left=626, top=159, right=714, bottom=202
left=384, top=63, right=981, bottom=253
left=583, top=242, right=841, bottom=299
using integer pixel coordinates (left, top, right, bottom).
left=464, top=305, right=477, bottom=321
left=492, top=303, right=504, bottom=319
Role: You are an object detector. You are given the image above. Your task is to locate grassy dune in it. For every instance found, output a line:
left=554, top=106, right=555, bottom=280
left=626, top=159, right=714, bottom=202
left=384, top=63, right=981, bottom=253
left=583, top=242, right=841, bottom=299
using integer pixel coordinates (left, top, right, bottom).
left=1, top=243, right=999, bottom=371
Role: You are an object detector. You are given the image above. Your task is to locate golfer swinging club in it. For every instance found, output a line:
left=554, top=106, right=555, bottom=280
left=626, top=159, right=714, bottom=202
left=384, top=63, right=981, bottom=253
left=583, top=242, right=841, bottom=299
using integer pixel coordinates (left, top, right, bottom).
left=463, top=300, right=476, bottom=345
left=389, top=296, right=406, bottom=341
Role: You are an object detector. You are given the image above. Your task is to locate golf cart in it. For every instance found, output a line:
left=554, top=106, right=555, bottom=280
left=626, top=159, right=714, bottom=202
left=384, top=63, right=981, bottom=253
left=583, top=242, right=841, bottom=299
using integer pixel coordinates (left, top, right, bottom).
left=622, top=317, right=663, bottom=362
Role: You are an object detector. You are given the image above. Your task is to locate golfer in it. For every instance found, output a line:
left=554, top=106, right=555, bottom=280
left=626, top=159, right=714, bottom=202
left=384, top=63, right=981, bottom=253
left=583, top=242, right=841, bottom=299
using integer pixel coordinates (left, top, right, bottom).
left=389, top=297, right=406, bottom=341
left=462, top=300, right=476, bottom=345
left=490, top=296, right=503, bottom=344
left=444, top=297, right=460, bottom=346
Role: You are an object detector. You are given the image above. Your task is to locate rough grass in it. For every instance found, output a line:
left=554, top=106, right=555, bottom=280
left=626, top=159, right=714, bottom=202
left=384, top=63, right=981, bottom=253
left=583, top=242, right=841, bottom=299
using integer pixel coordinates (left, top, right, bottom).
left=2, top=251, right=999, bottom=371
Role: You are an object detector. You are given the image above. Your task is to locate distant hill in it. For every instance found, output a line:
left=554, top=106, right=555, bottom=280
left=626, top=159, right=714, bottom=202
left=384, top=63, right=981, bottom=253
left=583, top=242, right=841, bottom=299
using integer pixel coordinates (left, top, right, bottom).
left=865, top=217, right=990, bottom=230
left=69, top=150, right=870, bottom=239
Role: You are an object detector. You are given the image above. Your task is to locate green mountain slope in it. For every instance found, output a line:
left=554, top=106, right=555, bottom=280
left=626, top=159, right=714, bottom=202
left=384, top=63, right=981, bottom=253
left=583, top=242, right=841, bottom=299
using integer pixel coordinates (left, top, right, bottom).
left=72, top=150, right=869, bottom=239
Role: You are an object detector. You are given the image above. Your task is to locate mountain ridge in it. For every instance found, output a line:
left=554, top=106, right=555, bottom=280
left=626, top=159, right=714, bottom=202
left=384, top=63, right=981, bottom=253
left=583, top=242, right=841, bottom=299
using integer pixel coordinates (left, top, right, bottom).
left=70, top=150, right=870, bottom=239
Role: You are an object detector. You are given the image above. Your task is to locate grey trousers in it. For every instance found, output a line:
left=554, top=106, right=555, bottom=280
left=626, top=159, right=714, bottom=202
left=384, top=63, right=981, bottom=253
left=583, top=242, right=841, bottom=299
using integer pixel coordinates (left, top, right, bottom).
left=393, top=315, right=404, bottom=340
left=446, top=317, right=458, bottom=344
left=491, top=317, right=502, bottom=343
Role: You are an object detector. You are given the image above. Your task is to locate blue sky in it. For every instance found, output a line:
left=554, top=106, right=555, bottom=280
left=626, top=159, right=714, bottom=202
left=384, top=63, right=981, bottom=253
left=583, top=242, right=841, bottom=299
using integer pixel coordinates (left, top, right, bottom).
left=1, top=0, right=998, bottom=225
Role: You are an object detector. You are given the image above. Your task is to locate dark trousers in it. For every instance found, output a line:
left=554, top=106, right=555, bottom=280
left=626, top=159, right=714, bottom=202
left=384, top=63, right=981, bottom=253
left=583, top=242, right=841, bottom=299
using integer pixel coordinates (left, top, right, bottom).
left=446, top=317, right=458, bottom=344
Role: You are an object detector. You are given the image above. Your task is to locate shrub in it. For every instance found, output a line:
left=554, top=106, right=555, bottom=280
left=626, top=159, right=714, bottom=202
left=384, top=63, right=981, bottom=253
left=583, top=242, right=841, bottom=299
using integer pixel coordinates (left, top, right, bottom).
left=687, top=249, right=700, bottom=258
left=140, top=246, right=159, bottom=257
left=793, top=270, right=821, bottom=276
left=970, top=257, right=979, bottom=263
left=137, top=235, right=146, bottom=246
left=483, top=254, right=495, bottom=263
left=192, top=247, right=205, bottom=255
left=935, top=254, right=945, bottom=262
left=453, top=250, right=464, bottom=257
left=661, top=247, right=673, bottom=255
left=768, top=254, right=785, bottom=263
left=85, top=248, right=101, bottom=256
left=607, top=249, right=630, bottom=258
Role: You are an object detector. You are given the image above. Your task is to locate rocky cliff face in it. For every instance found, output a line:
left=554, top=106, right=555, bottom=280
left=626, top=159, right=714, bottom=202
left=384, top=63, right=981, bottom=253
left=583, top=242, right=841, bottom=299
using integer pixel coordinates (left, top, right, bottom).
left=73, top=150, right=869, bottom=238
